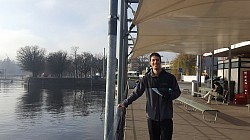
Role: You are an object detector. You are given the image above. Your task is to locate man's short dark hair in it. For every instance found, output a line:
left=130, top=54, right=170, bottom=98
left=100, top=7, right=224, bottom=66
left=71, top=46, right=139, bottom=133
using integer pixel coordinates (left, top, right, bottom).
left=150, top=52, right=161, bottom=62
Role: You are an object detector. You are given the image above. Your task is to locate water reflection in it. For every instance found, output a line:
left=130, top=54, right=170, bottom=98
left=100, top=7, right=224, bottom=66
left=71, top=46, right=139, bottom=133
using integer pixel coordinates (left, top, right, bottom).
left=0, top=82, right=105, bottom=140
left=17, top=86, right=105, bottom=118
left=72, top=90, right=105, bottom=119
left=45, top=89, right=65, bottom=114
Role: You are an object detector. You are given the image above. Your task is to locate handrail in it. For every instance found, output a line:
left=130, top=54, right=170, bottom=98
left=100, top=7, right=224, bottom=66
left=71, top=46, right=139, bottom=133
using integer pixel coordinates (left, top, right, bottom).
left=114, top=81, right=129, bottom=140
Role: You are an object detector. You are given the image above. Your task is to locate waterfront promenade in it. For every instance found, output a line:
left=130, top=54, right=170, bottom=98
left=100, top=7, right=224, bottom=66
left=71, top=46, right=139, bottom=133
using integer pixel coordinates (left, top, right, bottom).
left=123, top=82, right=250, bottom=140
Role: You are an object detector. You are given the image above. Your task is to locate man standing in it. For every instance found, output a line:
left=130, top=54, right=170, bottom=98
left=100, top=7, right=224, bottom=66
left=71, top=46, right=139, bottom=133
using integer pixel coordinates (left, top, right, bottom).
left=117, top=52, right=181, bottom=140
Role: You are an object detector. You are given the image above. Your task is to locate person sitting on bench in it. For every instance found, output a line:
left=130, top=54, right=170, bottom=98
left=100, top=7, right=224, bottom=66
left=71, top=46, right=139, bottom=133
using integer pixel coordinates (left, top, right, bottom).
left=201, top=82, right=223, bottom=104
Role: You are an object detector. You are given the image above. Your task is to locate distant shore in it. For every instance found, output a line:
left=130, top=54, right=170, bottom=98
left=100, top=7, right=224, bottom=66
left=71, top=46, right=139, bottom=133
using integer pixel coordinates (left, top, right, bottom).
left=24, top=77, right=106, bottom=90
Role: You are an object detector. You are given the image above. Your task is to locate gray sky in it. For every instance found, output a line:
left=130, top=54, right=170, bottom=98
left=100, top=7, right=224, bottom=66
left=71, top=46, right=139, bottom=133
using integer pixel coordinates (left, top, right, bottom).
left=0, top=0, right=176, bottom=61
left=0, top=0, right=109, bottom=60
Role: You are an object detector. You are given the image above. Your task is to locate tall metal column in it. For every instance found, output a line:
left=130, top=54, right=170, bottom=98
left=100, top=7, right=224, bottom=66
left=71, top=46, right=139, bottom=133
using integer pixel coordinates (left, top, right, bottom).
left=123, top=1, right=129, bottom=100
left=210, top=51, right=214, bottom=88
left=104, top=0, right=118, bottom=139
left=117, top=0, right=125, bottom=104
left=196, top=55, right=202, bottom=87
left=227, top=46, right=232, bottom=103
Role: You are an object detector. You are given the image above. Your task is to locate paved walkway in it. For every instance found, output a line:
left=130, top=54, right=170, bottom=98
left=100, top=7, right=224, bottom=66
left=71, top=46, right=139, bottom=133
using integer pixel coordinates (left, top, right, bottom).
left=124, top=82, right=250, bottom=140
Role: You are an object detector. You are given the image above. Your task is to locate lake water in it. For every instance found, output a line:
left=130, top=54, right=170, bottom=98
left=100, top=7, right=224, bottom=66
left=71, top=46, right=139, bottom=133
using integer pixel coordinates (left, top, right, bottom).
left=0, top=81, right=105, bottom=140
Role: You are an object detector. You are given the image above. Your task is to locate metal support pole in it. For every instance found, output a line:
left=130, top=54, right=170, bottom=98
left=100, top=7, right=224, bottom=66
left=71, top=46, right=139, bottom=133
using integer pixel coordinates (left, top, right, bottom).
left=104, top=0, right=118, bottom=139
left=196, top=55, right=202, bottom=87
left=199, top=55, right=202, bottom=87
left=210, top=51, right=214, bottom=88
left=123, top=1, right=129, bottom=100
left=117, top=0, right=125, bottom=104
left=227, top=46, right=232, bottom=103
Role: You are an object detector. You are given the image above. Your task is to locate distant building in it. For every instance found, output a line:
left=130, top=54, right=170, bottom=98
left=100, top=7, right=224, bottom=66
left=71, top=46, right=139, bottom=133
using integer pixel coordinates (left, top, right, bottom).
left=202, top=56, right=218, bottom=77
left=161, top=60, right=172, bottom=72
left=128, top=58, right=139, bottom=71
left=128, top=58, right=149, bottom=73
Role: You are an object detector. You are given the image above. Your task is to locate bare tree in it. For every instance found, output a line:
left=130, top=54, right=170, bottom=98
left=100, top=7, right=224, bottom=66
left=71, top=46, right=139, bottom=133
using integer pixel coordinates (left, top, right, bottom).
left=46, top=51, right=70, bottom=78
left=78, top=52, right=92, bottom=78
left=93, top=53, right=104, bottom=77
left=71, top=46, right=79, bottom=78
left=16, top=46, right=46, bottom=77
left=0, top=57, right=22, bottom=75
left=134, top=54, right=149, bottom=74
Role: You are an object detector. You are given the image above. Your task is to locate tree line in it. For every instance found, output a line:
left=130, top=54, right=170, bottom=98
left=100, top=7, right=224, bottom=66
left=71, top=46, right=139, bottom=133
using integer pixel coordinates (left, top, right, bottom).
left=128, top=53, right=196, bottom=80
left=16, top=46, right=107, bottom=78
left=12, top=45, right=196, bottom=79
left=0, top=57, right=23, bottom=76
left=171, top=53, right=196, bottom=79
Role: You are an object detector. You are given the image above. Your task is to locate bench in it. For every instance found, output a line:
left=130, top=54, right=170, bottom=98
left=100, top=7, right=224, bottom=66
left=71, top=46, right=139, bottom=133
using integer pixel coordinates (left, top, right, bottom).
left=214, top=90, right=228, bottom=105
left=191, top=91, right=203, bottom=97
left=189, top=87, right=212, bottom=97
left=176, top=96, right=219, bottom=122
left=198, top=87, right=212, bottom=95
left=182, top=89, right=189, bottom=94
left=198, top=87, right=228, bottom=105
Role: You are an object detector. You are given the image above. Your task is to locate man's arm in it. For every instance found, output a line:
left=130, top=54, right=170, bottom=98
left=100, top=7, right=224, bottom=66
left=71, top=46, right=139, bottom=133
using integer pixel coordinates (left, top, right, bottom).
left=169, top=76, right=181, bottom=100
left=117, top=78, right=145, bottom=108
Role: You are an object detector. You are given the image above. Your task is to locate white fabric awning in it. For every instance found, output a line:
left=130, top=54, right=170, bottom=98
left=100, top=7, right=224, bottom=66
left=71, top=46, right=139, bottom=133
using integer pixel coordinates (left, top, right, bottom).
left=131, top=0, right=250, bottom=58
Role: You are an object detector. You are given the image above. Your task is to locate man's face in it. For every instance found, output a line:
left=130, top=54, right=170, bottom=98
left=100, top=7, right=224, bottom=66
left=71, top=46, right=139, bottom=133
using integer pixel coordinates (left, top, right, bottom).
left=150, top=55, right=161, bottom=70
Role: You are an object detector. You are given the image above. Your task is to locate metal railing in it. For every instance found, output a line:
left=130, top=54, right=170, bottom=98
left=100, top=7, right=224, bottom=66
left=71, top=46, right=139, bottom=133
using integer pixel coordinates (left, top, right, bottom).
left=114, top=82, right=129, bottom=140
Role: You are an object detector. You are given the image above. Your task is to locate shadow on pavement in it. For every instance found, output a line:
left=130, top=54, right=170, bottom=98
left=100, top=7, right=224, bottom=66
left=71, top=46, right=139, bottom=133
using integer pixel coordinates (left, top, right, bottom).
left=218, top=112, right=250, bottom=126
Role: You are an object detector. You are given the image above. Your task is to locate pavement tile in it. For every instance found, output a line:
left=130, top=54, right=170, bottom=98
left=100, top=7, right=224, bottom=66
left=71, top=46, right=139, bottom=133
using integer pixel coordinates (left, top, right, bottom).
left=124, top=82, right=250, bottom=140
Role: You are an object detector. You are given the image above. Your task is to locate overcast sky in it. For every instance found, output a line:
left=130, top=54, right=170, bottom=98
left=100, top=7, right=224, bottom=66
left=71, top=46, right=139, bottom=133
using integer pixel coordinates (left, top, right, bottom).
left=0, top=0, right=177, bottom=61
left=0, top=0, right=110, bottom=60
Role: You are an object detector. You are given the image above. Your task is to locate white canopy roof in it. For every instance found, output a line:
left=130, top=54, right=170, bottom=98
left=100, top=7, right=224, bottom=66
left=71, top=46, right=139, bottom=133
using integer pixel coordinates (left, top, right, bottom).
left=131, top=0, right=250, bottom=58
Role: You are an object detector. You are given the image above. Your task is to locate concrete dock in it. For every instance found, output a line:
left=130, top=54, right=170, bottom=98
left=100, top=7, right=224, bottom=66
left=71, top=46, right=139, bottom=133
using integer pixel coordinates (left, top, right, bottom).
left=124, top=82, right=250, bottom=140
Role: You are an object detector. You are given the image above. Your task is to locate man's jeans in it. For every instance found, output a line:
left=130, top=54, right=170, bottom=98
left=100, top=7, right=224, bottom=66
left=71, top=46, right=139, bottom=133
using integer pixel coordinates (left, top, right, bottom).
left=147, top=119, right=173, bottom=140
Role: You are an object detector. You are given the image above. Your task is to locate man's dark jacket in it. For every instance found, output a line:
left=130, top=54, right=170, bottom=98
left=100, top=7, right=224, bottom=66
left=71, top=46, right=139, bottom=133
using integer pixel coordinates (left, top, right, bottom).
left=122, top=69, right=181, bottom=121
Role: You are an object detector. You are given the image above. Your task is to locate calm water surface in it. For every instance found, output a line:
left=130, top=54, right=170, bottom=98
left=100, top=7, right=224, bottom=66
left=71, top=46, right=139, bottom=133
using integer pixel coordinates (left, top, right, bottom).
left=0, top=81, right=105, bottom=140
